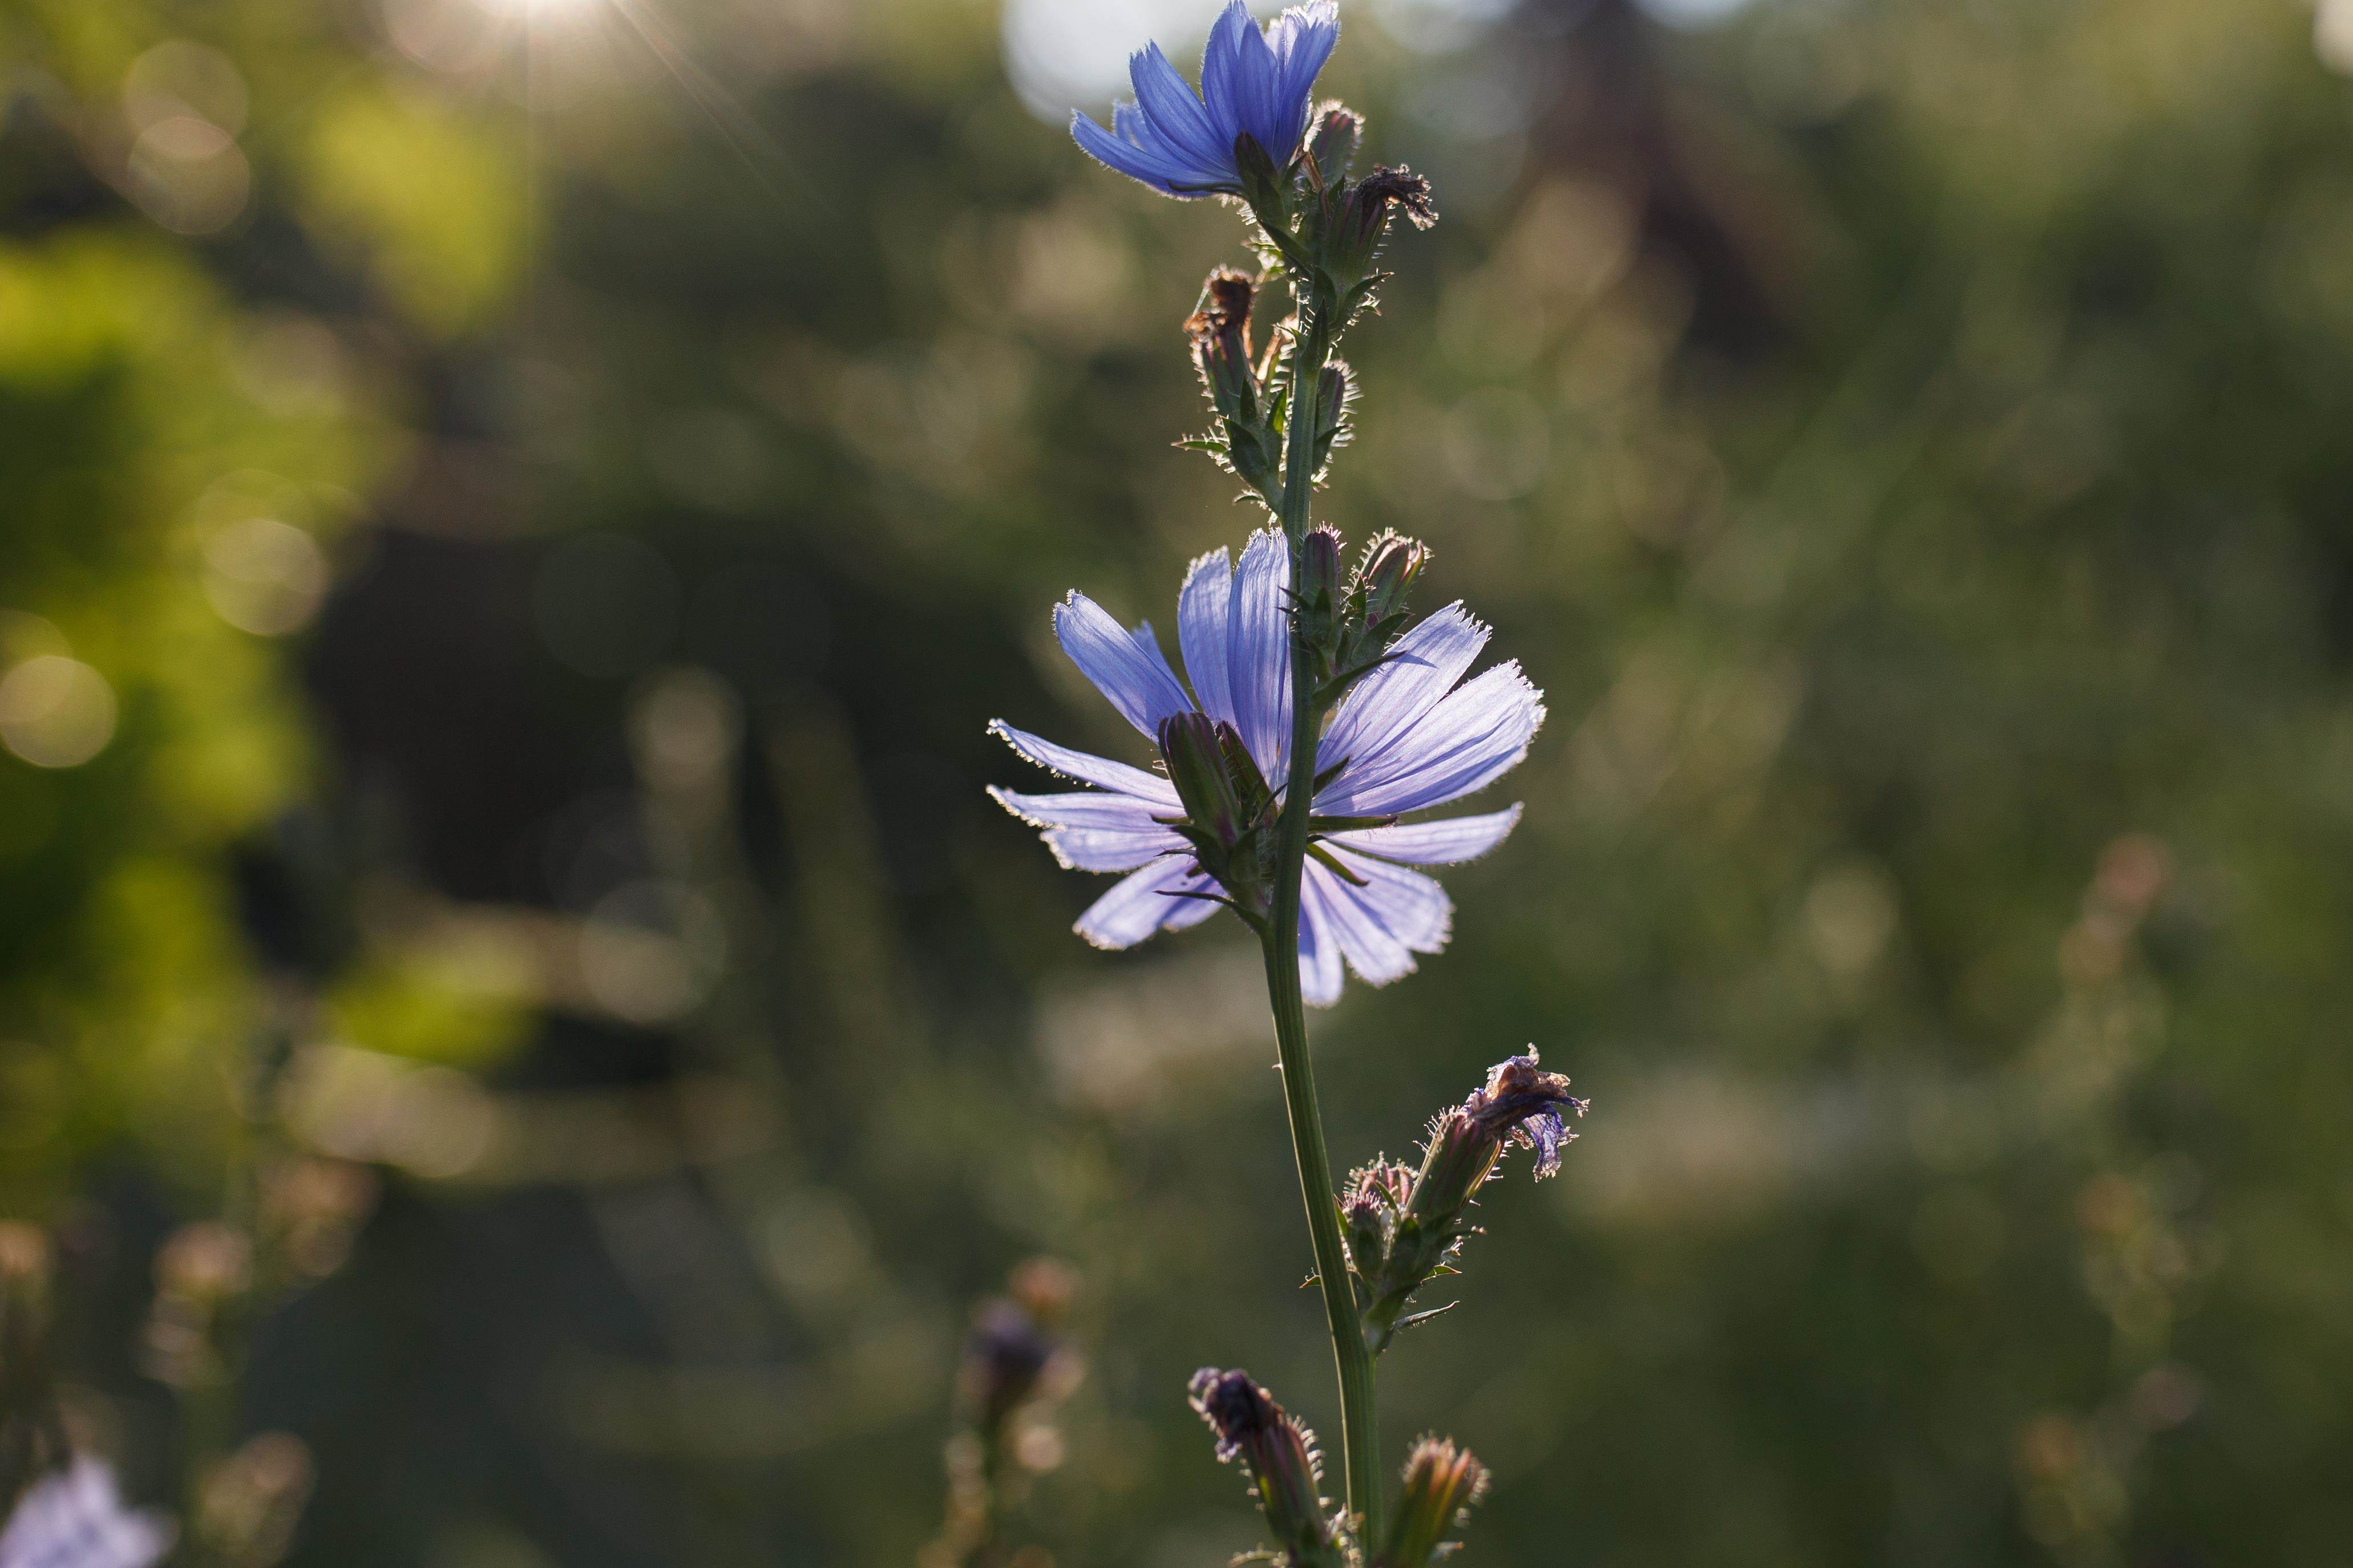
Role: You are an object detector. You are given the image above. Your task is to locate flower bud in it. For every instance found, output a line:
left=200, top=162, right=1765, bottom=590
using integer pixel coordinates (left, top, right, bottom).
left=1186, top=269, right=1259, bottom=425
left=1234, top=132, right=1292, bottom=236
left=1305, top=104, right=1362, bottom=188
left=1309, top=362, right=1350, bottom=475
left=1327, top=166, right=1437, bottom=285
left=963, top=1299, right=1056, bottom=1429
left=1374, top=1437, right=1489, bottom=1568
left=1293, top=525, right=1346, bottom=666
left=1188, top=1369, right=1336, bottom=1563
left=1159, top=711, right=1246, bottom=854
left=1341, top=1159, right=1411, bottom=1283
left=1356, top=533, right=1429, bottom=633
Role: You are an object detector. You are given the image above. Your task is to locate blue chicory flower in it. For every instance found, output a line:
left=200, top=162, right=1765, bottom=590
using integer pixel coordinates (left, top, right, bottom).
left=990, top=530, right=1544, bottom=1006
left=1069, top=1, right=1340, bottom=198
left=0, top=1460, right=173, bottom=1568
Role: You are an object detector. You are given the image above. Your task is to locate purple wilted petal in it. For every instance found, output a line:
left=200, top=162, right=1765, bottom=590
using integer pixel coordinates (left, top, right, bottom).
left=1465, top=1051, right=1586, bottom=1180
left=1178, top=546, right=1238, bottom=729
left=1055, top=594, right=1195, bottom=738
left=1315, top=662, right=1545, bottom=817
left=1315, top=603, right=1489, bottom=781
left=989, top=721, right=1179, bottom=807
left=1324, top=804, right=1522, bottom=865
left=1227, top=529, right=1291, bottom=779
left=1324, top=845, right=1452, bottom=951
left=1297, top=871, right=1347, bottom=1006
left=1075, top=856, right=1216, bottom=949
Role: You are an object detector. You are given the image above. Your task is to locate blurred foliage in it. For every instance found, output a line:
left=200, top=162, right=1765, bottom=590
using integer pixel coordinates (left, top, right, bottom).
left=4, top=0, right=2353, bottom=1565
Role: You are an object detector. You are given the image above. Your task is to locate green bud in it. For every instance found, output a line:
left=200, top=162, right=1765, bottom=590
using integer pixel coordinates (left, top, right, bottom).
left=1190, top=1370, right=1341, bottom=1567
left=1305, top=104, right=1362, bottom=188
left=1294, top=525, right=1346, bottom=675
left=1357, top=532, right=1429, bottom=630
left=1340, top=1159, right=1409, bottom=1285
left=1324, top=165, right=1437, bottom=287
left=1311, top=362, right=1349, bottom=474
left=1234, top=132, right=1292, bottom=238
left=1158, top=711, right=1244, bottom=853
left=1375, top=1437, right=1489, bottom=1568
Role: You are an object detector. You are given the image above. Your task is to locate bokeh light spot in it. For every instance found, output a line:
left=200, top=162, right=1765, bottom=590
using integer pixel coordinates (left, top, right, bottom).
left=0, top=656, right=119, bottom=769
left=204, top=517, right=331, bottom=636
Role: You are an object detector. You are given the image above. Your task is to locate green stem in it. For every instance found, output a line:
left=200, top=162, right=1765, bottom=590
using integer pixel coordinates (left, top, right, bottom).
left=1260, top=298, right=1384, bottom=1531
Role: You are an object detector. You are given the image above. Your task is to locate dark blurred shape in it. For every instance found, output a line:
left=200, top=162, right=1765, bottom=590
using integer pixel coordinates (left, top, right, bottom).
left=925, top=1259, right=1080, bottom=1568
left=0, top=1225, right=66, bottom=1511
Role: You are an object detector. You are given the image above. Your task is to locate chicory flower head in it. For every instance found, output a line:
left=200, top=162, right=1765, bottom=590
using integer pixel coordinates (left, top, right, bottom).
left=1070, top=1, right=1340, bottom=198
left=0, top=1460, right=172, bottom=1568
left=989, top=529, right=1543, bottom=1006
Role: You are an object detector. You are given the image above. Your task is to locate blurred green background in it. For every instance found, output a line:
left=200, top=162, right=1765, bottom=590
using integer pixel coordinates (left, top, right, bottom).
left=5, top=0, right=2352, bottom=1562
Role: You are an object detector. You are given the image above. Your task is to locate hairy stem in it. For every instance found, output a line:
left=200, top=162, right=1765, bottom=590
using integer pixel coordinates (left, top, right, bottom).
left=1260, top=297, right=1383, bottom=1531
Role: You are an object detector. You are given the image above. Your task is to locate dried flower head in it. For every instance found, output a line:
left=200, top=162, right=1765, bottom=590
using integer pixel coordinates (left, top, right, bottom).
left=1462, top=1050, right=1587, bottom=1181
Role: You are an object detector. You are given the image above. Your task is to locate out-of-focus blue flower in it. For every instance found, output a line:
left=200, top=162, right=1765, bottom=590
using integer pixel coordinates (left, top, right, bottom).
left=0, top=1461, right=172, bottom=1568
left=1070, top=1, right=1340, bottom=198
left=989, top=530, right=1543, bottom=1006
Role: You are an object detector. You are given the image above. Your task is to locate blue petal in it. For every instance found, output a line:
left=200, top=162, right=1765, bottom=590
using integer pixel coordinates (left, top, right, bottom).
left=1325, top=845, right=1453, bottom=951
left=1267, top=3, right=1339, bottom=157
left=1129, top=42, right=1235, bottom=183
left=1075, top=855, right=1216, bottom=949
left=1038, top=825, right=1191, bottom=873
left=1055, top=593, right=1196, bottom=737
left=1226, top=529, right=1291, bottom=781
left=989, top=787, right=1173, bottom=832
left=990, top=720, right=1180, bottom=806
left=1226, top=3, right=1289, bottom=167
left=1311, top=856, right=1417, bottom=986
left=1163, top=878, right=1223, bottom=931
left=1318, top=663, right=1545, bottom=816
left=1199, top=2, right=1263, bottom=165
left=1070, top=108, right=1194, bottom=196
left=1317, top=603, right=1489, bottom=782
left=1297, top=867, right=1347, bottom=1006
left=1113, top=99, right=1231, bottom=191
left=1178, top=546, right=1239, bottom=730
left=1323, top=804, right=1522, bottom=865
